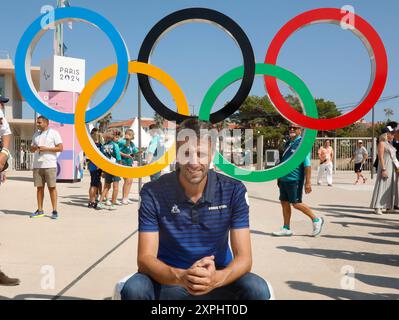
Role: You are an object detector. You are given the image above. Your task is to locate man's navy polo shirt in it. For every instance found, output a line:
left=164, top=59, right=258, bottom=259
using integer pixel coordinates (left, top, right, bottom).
left=138, top=169, right=250, bottom=269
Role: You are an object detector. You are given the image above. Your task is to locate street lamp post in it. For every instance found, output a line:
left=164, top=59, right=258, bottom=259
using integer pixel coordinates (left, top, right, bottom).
left=371, top=107, right=375, bottom=180
left=138, top=84, right=142, bottom=193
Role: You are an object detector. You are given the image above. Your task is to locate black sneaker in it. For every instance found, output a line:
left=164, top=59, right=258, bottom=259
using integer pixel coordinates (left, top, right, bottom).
left=51, top=211, right=58, bottom=220
left=88, top=202, right=93, bottom=208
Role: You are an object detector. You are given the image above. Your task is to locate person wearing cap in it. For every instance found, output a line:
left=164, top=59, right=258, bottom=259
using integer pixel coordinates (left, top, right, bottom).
left=0, top=95, right=21, bottom=286
left=387, top=121, right=399, bottom=161
left=350, top=140, right=368, bottom=184
left=370, top=126, right=398, bottom=215
left=272, top=124, right=324, bottom=237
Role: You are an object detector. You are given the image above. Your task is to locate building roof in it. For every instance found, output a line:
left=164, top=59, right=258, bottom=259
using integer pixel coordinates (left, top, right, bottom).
left=109, top=117, right=175, bottom=129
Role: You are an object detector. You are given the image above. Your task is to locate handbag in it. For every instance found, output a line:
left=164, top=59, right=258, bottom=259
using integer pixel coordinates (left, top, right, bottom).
left=0, top=147, right=9, bottom=173
left=373, top=157, right=378, bottom=170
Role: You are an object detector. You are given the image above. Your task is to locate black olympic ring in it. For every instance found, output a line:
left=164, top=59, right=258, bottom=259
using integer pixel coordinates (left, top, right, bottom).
left=137, top=7, right=255, bottom=124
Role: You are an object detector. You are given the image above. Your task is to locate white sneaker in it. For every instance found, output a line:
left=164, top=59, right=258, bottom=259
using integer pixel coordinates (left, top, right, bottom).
left=272, top=228, right=293, bottom=237
left=312, top=217, right=324, bottom=237
left=115, top=200, right=122, bottom=206
left=109, top=204, right=117, bottom=211
left=96, top=203, right=106, bottom=210
left=375, top=208, right=383, bottom=215
left=105, top=200, right=112, bottom=206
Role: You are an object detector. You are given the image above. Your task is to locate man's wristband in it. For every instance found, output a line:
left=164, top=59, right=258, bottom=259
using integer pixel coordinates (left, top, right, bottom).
left=0, top=148, right=10, bottom=159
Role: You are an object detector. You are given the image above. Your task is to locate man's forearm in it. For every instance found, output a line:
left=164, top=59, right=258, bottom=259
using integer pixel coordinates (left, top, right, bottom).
left=138, top=255, right=185, bottom=286
left=213, top=255, right=251, bottom=289
left=305, top=166, right=312, bottom=184
left=2, top=134, right=11, bottom=149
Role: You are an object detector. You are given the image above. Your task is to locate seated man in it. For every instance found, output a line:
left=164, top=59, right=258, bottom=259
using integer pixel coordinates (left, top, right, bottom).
left=121, top=119, right=270, bottom=300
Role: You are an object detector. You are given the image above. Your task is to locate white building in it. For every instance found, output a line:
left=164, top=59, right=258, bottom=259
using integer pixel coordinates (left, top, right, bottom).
left=0, top=51, right=40, bottom=170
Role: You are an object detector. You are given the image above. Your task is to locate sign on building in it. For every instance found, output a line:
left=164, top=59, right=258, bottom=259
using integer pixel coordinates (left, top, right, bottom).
left=40, top=55, right=85, bottom=93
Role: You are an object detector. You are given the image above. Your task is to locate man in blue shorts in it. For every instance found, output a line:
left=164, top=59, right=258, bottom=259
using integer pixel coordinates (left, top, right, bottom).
left=121, top=118, right=270, bottom=300
left=273, top=124, right=324, bottom=237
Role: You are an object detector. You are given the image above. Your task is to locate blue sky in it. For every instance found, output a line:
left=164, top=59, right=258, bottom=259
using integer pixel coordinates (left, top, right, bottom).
left=1, top=0, right=398, bottom=123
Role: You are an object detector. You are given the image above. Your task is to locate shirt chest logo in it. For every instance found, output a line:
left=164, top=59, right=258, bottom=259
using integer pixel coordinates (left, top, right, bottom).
left=171, top=205, right=180, bottom=215
left=208, top=205, right=228, bottom=211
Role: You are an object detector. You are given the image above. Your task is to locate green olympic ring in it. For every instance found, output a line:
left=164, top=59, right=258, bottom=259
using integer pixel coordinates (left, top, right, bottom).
left=199, top=63, right=318, bottom=182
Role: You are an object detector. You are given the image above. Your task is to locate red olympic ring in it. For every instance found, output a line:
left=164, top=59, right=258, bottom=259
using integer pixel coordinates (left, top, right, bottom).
left=265, top=8, right=388, bottom=130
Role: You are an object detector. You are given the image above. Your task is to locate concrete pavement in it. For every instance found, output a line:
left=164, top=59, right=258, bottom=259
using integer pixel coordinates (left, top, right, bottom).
left=0, top=170, right=398, bottom=300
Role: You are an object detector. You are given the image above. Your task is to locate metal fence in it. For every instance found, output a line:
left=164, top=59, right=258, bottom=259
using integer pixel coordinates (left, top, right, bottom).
left=13, top=137, right=34, bottom=171
left=311, top=137, right=376, bottom=172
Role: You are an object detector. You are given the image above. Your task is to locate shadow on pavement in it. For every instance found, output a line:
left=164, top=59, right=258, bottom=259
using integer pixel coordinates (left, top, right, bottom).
left=369, top=232, right=399, bottom=238
left=0, top=294, right=88, bottom=300
left=286, top=281, right=399, bottom=300
left=355, top=273, right=399, bottom=291
left=0, top=210, right=31, bottom=216
left=322, top=235, right=399, bottom=246
left=5, top=176, right=33, bottom=183
left=330, top=221, right=399, bottom=230
left=277, top=246, right=399, bottom=267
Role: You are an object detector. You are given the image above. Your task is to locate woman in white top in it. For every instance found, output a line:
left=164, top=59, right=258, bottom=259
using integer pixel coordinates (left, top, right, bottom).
left=370, top=127, right=399, bottom=215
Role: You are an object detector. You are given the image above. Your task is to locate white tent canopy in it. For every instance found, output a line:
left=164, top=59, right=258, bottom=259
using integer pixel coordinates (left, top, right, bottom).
left=130, top=117, right=152, bottom=148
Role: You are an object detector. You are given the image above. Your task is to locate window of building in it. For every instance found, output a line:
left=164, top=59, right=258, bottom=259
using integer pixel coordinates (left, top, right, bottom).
left=0, top=75, right=4, bottom=96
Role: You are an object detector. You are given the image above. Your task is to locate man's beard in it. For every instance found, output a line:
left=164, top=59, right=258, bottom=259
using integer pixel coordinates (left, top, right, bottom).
left=181, top=165, right=208, bottom=185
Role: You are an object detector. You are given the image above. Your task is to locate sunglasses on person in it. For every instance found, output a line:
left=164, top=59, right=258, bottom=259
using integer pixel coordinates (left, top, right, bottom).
left=289, top=126, right=301, bottom=131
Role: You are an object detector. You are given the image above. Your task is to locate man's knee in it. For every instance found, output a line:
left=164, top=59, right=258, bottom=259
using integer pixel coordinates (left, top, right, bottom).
left=292, top=203, right=303, bottom=210
left=235, top=273, right=271, bottom=300
left=121, top=273, right=155, bottom=300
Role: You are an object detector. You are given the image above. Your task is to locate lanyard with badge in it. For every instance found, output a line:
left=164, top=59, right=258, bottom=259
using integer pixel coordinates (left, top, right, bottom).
left=36, top=129, right=51, bottom=162
left=282, top=137, right=301, bottom=160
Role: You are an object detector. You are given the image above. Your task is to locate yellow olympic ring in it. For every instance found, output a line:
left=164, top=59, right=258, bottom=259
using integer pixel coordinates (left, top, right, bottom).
left=74, top=61, right=190, bottom=178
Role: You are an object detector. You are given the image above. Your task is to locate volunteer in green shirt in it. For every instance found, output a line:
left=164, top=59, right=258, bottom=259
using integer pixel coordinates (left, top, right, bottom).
left=118, top=129, right=139, bottom=205
left=97, top=130, right=122, bottom=210
left=273, top=124, right=324, bottom=237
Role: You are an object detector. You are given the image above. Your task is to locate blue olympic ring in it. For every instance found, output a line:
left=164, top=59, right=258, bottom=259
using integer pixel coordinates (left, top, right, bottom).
left=15, top=7, right=130, bottom=124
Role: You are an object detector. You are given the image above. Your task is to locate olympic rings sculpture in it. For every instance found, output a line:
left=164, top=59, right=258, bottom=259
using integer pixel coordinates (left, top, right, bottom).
left=15, top=7, right=388, bottom=181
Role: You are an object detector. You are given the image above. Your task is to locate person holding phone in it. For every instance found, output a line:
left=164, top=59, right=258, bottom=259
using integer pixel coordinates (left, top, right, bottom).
left=30, top=116, right=63, bottom=219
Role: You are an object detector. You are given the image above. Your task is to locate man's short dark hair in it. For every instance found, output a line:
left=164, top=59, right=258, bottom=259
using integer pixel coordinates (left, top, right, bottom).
left=177, top=118, right=217, bottom=151
left=37, top=115, right=49, bottom=123
left=149, top=124, right=159, bottom=130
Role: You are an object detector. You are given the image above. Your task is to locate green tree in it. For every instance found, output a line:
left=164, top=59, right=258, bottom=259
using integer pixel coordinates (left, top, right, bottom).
left=154, top=112, right=164, bottom=129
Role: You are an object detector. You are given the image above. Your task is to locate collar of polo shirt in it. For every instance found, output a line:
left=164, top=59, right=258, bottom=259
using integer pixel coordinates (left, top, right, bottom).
left=174, top=168, right=217, bottom=205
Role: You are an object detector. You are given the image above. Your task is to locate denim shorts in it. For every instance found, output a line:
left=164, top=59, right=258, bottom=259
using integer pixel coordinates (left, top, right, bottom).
left=279, top=180, right=304, bottom=204
left=104, top=173, right=121, bottom=184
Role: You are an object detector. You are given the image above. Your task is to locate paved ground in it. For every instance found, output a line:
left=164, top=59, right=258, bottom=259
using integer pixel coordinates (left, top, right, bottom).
left=0, top=170, right=398, bottom=300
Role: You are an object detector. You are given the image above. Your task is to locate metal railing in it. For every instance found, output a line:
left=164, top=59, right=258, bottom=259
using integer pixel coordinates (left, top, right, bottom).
left=311, top=137, right=376, bottom=172
left=13, top=137, right=34, bottom=171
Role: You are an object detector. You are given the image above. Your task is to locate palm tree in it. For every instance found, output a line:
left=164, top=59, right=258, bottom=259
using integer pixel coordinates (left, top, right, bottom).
left=97, top=113, right=112, bottom=133
left=384, top=108, right=394, bottom=121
